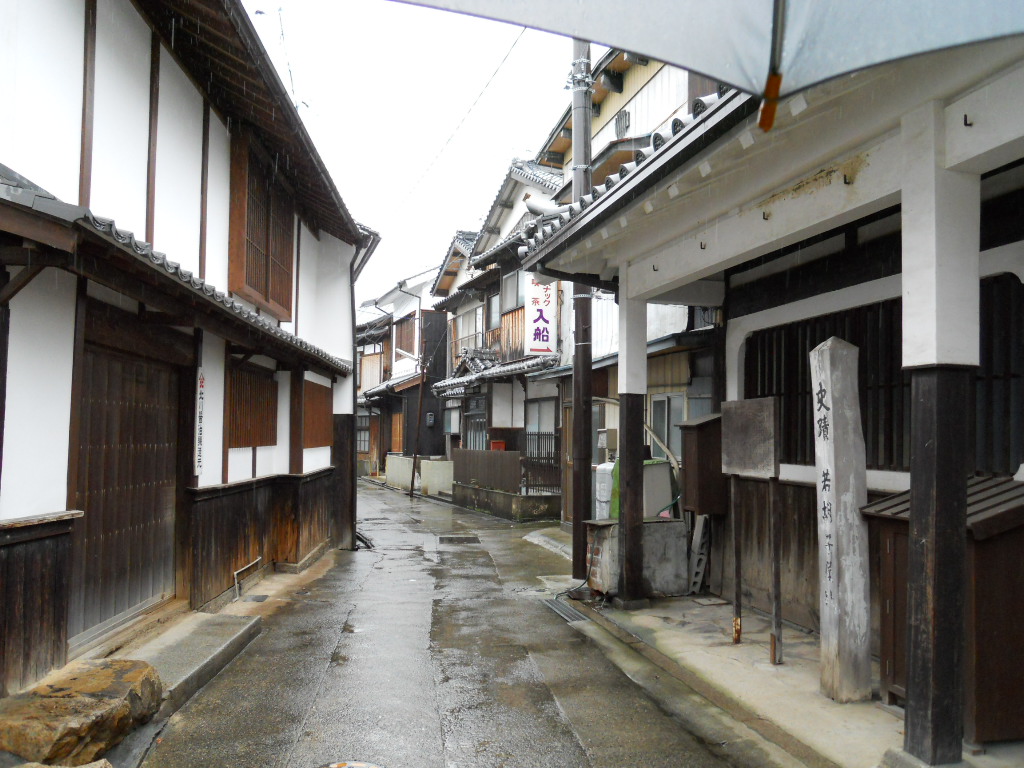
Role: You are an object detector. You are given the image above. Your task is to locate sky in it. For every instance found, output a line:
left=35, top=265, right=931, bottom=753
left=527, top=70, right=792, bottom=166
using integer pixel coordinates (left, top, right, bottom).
left=242, top=0, right=576, bottom=305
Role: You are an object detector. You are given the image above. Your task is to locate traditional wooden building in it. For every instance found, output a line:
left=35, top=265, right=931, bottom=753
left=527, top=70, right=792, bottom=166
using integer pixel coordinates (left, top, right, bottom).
left=0, top=0, right=377, bottom=695
left=357, top=270, right=448, bottom=464
left=516, top=35, right=1024, bottom=768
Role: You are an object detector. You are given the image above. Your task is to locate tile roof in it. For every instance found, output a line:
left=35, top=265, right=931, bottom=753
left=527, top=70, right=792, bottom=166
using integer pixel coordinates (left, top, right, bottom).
left=474, top=159, right=562, bottom=258
left=429, top=229, right=479, bottom=298
left=519, top=89, right=754, bottom=275
left=0, top=164, right=351, bottom=376
left=432, top=353, right=559, bottom=399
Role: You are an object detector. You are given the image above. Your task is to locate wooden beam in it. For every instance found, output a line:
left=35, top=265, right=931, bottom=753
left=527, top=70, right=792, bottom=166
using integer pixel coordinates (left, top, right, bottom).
left=290, top=368, right=304, bottom=474
left=146, top=32, right=160, bottom=245
left=0, top=247, right=64, bottom=268
left=0, top=266, right=45, bottom=306
left=199, top=101, right=210, bottom=279
left=0, top=270, right=9, bottom=495
left=0, top=209, right=78, bottom=254
left=79, top=0, right=97, bottom=208
left=65, top=278, right=87, bottom=509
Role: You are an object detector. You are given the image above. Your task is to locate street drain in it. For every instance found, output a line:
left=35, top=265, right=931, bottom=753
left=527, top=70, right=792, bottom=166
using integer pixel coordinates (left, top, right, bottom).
left=544, top=598, right=589, bottom=623
left=438, top=534, right=479, bottom=544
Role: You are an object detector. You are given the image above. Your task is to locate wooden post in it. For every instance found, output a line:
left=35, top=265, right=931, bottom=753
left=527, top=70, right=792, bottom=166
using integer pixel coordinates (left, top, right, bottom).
left=899, top=102, right=980, bottom=765
left=731, top=474, right=742, bottom=644
left=618, top=392, right=645, bottom=601
left=290, top=368, right=304, bottom=475
left=769, top=476, right=782, bottom=663
left=905, top=368, right=973, bottom=763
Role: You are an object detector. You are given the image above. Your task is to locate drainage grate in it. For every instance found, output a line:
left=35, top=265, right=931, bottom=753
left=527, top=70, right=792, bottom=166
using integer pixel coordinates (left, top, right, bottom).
left=438, top=535, right=479, bottom=544
left=544, top=598, right=589, bottom=623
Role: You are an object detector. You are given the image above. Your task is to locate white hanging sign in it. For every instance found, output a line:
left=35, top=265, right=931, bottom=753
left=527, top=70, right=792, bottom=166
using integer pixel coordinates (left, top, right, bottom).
left=194, top=369, right=205, bottom=475
left=524, top=275, right=556, bottom=355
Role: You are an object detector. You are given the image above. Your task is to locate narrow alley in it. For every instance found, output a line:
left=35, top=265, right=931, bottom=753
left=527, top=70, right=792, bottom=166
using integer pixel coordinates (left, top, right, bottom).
left=137, top=483, right=802, bottom=768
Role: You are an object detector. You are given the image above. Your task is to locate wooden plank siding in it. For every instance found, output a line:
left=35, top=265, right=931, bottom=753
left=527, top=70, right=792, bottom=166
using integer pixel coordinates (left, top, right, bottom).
left=303, top=380, right=332, bottom=448
left=0, top=515, right=78, bottom=697
left=500, top=307, right=524, bottom=361
left=226, top=364, right=278, bottom=448
left=186, top=467, right=335, bottom=607
left=453, top=449, right=521, bottom=494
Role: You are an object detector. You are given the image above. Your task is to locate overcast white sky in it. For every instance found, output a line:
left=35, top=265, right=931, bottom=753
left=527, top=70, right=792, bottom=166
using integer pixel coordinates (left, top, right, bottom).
left=242, top=0, right=575, bottom=305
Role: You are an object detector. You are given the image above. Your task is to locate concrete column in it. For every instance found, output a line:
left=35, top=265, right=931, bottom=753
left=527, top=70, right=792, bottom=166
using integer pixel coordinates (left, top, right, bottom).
left=900, top=101, right=980, bottom=766
left=617, top=270, right=647, bottom=603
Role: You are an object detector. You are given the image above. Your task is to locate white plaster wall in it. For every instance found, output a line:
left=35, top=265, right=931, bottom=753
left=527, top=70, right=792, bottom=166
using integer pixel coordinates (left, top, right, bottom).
left=591, top=293, right=619, bottom=360
left=204, top=112, right=231, bottom=287
left=288, top=223, right=319, bottom=338
left=648, top=304, right=687, bottom=338
left=0, top=269, right=77, bottom=519
left=265, top=371, right=290, bottom=475
left=90, top=0, right=150, bottom=231
left=304, top=447, right=331, bottom=473
left=526, top=379, right=558, bottom=399
left=0, top=0, right=83, bottom=202
left=227, top=448, right=252, bottom=481
left=196, top=334, right=225, bottom=488
left=313, top=234, right=354, bottom=358
left=154, top=47, right=203, bottom=271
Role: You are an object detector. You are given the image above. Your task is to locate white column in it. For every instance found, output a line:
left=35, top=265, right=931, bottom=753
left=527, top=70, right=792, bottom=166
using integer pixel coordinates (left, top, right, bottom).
left=618, top=270, right=647, bottom=396
left=901, top=101, right=980, bottom=367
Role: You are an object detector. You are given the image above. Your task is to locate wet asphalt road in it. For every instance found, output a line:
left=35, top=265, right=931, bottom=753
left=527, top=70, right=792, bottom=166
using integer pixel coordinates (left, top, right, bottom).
left=138, top=483, right=770, bottom=768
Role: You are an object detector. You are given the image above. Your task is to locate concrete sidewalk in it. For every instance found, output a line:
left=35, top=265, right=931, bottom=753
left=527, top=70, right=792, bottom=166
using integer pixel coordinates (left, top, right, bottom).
left=526, top=525, right=1024, bottom=768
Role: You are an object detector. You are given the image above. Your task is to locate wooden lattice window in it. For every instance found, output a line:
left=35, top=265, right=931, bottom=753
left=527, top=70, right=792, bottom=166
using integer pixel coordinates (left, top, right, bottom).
left=303, top=380, right=333, bottom=448
left=227, top=364, right=278, bottom=448
left=394, top=315, right=417, bottom=356
left=229, top=129, right=295, bottom=320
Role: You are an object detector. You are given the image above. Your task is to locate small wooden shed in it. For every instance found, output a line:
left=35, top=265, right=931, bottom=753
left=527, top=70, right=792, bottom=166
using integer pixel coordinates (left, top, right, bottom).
left=861, top=476, right=1024, bottom=745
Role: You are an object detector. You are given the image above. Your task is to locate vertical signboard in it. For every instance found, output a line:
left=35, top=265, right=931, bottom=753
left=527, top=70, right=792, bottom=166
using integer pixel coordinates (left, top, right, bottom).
left=194, top=368, right=205, bottom=475
left=524, top=275, right=556, bottom=355
left=810, top=337, right=871, bottom=702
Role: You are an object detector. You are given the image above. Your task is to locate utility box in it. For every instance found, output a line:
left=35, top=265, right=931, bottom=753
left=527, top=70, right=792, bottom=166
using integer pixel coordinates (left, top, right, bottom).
left=594, top=462, right=616, bottom=520
left=679, top=413, right=727, bottom=516
left=861, top=476, right=1024, bottom=745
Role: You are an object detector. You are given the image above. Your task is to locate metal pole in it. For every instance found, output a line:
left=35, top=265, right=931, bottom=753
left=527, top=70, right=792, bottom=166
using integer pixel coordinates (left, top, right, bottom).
left=570, top=38, right=594, bottom=580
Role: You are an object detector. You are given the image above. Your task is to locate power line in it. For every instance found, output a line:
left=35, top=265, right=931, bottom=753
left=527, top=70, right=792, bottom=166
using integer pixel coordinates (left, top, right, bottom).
left=404, top=26, right=528, bottom=197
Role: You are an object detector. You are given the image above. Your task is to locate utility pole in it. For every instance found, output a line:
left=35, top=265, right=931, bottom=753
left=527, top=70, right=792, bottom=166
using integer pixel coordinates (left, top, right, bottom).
left=570, top=39, right=593, bottom=580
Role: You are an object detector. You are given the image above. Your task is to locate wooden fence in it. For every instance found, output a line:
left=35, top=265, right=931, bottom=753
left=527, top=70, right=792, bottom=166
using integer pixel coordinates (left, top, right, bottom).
left=453, top=449, right=522, bottom=494
left=187, top=467, right=336, bottom=608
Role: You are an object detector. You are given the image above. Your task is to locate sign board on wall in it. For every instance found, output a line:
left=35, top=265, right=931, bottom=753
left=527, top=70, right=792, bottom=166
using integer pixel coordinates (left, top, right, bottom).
left=524, top=275, right=556, bottom=355
left=194, top=369, right=205, bottom=475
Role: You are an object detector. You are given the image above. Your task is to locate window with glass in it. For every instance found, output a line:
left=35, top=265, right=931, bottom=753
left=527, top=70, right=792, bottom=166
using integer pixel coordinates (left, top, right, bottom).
left=486, top=292, right=501, bottom=330
left=650, top=393, right=685, bottom=459
left=356, top=412, right=370, bottom=453
left=501, top=269, right=525, bottom=313
left=525, top=398, right=558, bottom=457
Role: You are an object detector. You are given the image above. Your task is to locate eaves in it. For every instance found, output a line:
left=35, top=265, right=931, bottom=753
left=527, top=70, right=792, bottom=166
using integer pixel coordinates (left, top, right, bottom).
left=522, top=91, right=758, bottom=276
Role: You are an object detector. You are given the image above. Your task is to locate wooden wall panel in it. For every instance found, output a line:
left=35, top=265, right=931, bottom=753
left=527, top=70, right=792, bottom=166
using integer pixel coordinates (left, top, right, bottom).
left=303, top=380, right=332, bottom=448
left=226, top=365, right=277, bottom=448
left=1, top=518, right=76, bottom=697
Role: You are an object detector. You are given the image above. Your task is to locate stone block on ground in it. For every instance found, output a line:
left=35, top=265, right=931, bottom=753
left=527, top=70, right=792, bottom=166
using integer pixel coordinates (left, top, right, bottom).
left=0, top=659, right=162, bottom=766
left=15, top=760, right=113, bottom=768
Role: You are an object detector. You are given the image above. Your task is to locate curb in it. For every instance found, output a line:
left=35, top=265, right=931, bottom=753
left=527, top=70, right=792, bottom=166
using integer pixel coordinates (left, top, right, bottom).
left=569, top=599, right=842, bottom=768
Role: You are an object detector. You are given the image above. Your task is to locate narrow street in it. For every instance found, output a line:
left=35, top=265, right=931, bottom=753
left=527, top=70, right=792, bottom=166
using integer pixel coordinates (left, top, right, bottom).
left=139, top=484, right=803, bottom=768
